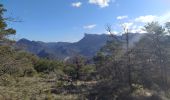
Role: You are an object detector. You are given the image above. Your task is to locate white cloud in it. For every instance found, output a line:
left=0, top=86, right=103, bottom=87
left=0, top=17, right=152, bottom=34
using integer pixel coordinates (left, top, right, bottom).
left=134, top=12, right=170, bottom=24
left=131, top=26, right=146, bottom=33
left=113, top=31, right=119, bottom=35
left=71, top=2, right=82, bottom=8
left=83, top=24, right=96, bottom=29
left=113, top=12, right=170, bottom=34
left=121, top=22, right=134, bottom=29
left=88, top=0, right=111, bottom=8
left=117, top=15, right=128, bottom=20
left=135, top=15, right=158, bottom=23
left=106, top=31, right=119, bottom=35
left=120, top=22, right=146, bottom=33
left=159, top=12, right=170, bottom=24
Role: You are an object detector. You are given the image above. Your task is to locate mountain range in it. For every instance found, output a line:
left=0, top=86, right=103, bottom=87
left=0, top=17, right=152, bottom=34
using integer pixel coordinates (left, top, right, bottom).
left=16, top=33, right=143, bottom=60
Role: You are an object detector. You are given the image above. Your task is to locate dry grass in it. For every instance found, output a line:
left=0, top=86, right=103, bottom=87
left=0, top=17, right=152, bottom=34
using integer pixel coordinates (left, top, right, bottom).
left=0, top=76, right=82, bottom=100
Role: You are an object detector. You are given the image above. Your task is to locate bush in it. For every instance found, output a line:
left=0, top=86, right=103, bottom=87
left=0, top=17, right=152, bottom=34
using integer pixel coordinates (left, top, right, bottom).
left=63, top=65, right=77, bottom=78
left=0, top=47, right=37, bottom=77
left=34, top=59, right=64, bottom=74
left=80, top=64, right=96, bottom=74
left=0, top=74, right=16, bottom=86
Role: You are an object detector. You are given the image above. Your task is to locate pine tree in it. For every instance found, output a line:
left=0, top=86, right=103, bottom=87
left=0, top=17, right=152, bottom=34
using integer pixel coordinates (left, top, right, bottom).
left=0, top=4, right=16, bottom=44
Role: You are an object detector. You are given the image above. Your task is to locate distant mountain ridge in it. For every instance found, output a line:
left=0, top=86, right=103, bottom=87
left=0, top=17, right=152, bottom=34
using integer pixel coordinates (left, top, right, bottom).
left=16, top=33, right=143, bottom=60
left=16, top=34, right=109, bottom=59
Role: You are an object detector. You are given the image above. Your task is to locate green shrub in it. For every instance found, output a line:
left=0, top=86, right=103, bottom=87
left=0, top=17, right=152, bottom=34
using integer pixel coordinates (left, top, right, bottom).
left=34, top=59, right=64, bottom=74
left=0, top=46, right=37, bottom=77
left=63, top=65, right=77, bottom=78
left=80, top=64, right=96, bottom=73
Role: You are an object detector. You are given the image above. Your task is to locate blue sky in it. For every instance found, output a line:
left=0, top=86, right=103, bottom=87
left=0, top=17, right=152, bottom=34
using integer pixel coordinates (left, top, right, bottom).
left=1, top=0, right=170, bottom=42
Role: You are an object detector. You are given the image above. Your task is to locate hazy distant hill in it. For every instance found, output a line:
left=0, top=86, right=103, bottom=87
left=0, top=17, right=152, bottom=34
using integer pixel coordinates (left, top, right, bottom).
left=16, top=33, right=143, bottom=60
left=16, top=34, right=109, bottom=59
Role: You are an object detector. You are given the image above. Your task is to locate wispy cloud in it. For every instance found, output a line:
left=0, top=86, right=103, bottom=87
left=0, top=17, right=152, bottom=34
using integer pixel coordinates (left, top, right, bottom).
left=116, top=12, right=170, bottom=33
left=117, top=15, right=128, bottom=20
left=71, top=2, right=82, bottom=8
left=130, top=25, right=146, bottom=33
left=120, top=23, right=146, bottom=33
left=106, top=31, right=119, bottom=35
left=83, top=24, right=96, bottom=29
left=134, top=12, right=170, bottom=24
left=121, top=22, right=134, bottom=29
left=135, top=15, right=158, bottom=23
left=88, top=0, right=112, bottom=8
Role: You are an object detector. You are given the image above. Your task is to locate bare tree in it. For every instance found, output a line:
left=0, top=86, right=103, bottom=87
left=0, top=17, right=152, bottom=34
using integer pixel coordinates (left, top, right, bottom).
left=122, top=25, right=133, bottom=91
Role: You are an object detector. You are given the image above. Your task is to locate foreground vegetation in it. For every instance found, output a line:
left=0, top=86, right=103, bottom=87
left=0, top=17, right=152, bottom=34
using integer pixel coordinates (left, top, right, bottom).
left=87, top=22, right=170, bottom=100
